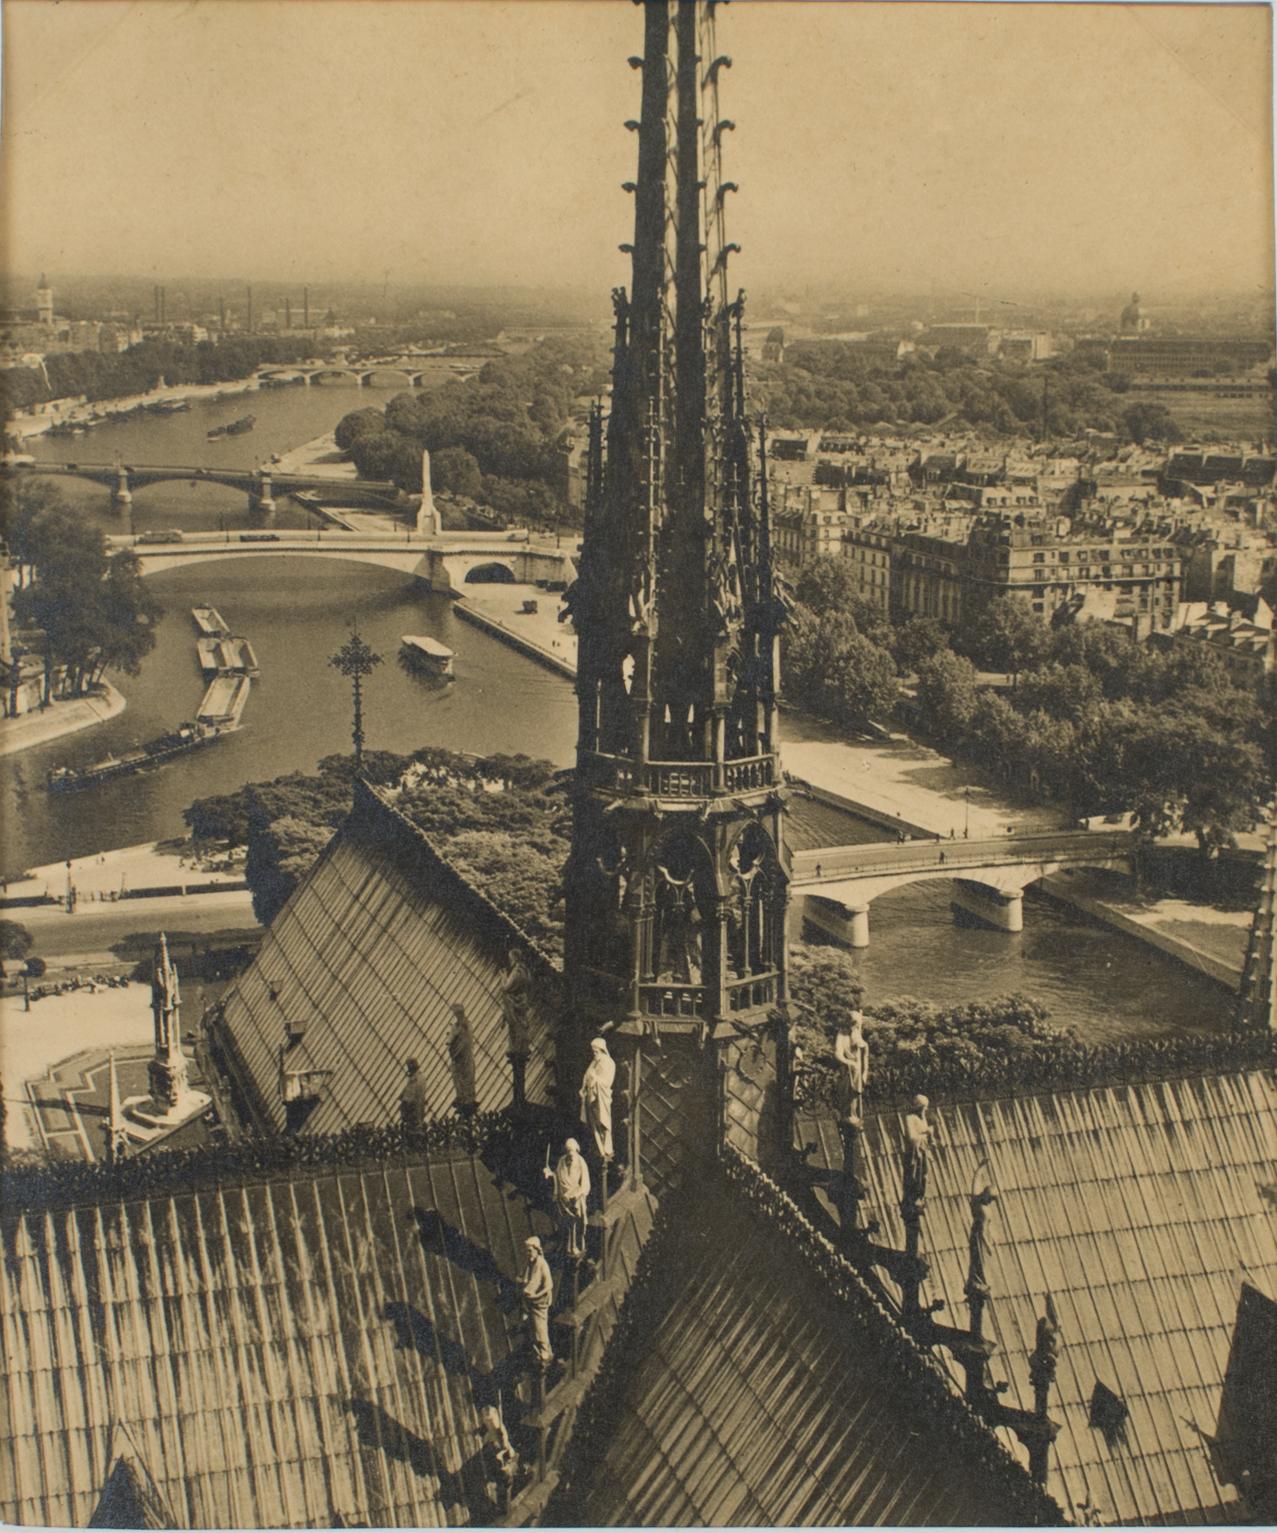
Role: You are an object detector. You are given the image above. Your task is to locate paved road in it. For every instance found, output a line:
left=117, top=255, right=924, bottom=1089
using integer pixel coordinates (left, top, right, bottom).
left=20, top=893, right=258, bottom=965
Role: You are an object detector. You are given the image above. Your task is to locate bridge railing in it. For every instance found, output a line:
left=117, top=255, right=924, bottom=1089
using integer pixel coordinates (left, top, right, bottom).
left=791, top=831, right=1133, bottom=884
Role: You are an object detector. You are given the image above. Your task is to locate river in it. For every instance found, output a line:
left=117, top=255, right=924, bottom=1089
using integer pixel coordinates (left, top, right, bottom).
left=7, top=383, right=1234, bottom=1042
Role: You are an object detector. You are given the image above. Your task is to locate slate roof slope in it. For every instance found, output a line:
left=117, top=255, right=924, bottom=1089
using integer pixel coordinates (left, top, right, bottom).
left=801, top=1068, right=1277, bottom=1525
left=576, top=1171, right=1038, bottom=1528
left=1, top=1146, right=552, bottom=1529
left=213, top=781, right=559, bottom=1134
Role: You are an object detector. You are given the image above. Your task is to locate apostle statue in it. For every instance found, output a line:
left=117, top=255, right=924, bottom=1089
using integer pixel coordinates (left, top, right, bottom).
left=580, top=1036, right=616, bottom=1162
left=543, top=1136, right=591, bottom=1259
left=518, top=1236, right=554, bottom=1371
left=448, top=1003, right=478, bottom=1116
left=500, top=946, right=533, bottom=1059
left=901, top=1093, right=931, bottom=1210
left=833, top=1010, right=870, bottom=1121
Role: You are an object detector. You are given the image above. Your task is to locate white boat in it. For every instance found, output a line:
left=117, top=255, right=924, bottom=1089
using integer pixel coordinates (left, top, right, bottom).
left=399, top=634, right=455, bottom=678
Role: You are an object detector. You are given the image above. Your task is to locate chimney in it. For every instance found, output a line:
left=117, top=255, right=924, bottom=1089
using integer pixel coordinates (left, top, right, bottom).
left=285, top=297, right=292, bottom=330
left=303, top=286, right=310, bottom=328
left=246, top=285, right=253, bottom=334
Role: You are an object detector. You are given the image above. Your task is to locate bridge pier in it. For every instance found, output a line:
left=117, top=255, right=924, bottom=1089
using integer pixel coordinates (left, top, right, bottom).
left=951, top=879, right=1025, bottom=934
left=249, top=470, right=276, bottom=517
left=804, top=895, right=871, bottom=949
left=112, top=467, right=132, bottom=514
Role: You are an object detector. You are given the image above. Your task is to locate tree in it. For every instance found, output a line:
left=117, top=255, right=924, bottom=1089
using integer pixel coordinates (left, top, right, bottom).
left=962, top=595, right=1050, bottom=680
left=1121, top=401, right=1180, bottom=445
left=430, top=446, right=483, bottom=498
left=784, top=606, right=898, bottom=729
left=11, top=507, right=161, bottom=699
left=787, top=943, right=1068, bottom=1103
left=891, top=615, right=950, bottom=674
left=914, top=649, right=980, bottom=739
left=0, top=920, right=33, bottom=961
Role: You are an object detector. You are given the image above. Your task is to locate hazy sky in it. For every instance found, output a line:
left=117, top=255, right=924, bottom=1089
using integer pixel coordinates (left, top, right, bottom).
left=2, top=0, right=1272, bottom=300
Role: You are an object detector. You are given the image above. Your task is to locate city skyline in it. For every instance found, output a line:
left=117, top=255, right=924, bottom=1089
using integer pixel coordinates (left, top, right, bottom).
left=3, top=0, right=1273, bottom=300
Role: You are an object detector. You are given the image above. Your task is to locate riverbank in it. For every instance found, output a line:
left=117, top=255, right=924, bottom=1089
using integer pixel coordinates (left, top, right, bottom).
left=454, top=585, right=578, bottom=679
left=1041, top=867, right=1249, bottom=990
left=3, top=836, right=245, bottom=904
left=272, top=429, right=358, bottom=478
left=0, top=682, right=126, bottom=760
left=12, top=376, right=260, bottom=441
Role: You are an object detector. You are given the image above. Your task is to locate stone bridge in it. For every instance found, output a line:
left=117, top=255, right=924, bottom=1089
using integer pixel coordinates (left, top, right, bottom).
left=789, top=828, right=1135, bottom=947
left=11, top=460, right=402, bottom=513
left=108, top=530, right=577, bottom=589
left=257, top=359, right=483, bottom=388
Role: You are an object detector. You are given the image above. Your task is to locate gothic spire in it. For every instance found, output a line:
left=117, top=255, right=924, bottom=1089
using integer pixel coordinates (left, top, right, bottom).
left=572, top=0, right=783, bottom=774
left=565, top=0, right=789, bottom=1049
left=1237, top=808, right=1276, bottom=1031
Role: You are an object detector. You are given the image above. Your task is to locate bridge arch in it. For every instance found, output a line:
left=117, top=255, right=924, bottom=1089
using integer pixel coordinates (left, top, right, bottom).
left=121, top=541, right=435, bottom=581
left=463, top=561, right=518, bottom=584
left=309, top=367, right=365, bottom=386
left=362, top=368, right=416, bottom=389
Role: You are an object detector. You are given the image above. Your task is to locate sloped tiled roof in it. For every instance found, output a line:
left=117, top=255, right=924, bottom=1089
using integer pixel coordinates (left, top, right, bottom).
left=1, top=1145, right=553, bottom=1529
left=575, top=1170, right=1042, bottom=1528
left=214, top=781, right=559, bottom=1134
left=801, top=1068, right=1277, bottom=1525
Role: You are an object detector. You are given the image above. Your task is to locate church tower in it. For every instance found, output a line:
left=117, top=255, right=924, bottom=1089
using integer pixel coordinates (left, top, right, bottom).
left=36, top=274, right=53, bottom=329
left=564, top=0, right=790, bottom=1172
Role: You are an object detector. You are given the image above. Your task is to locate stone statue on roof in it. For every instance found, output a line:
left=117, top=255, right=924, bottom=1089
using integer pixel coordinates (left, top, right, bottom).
left=448, top=1004, right=477, bottom=1116
left=902, top=1093, right=931, bottom=1210
left=833, top=1010, right=869, bottom=1119
left=580, top=1036, right=616, bottom=1162
left=519, top=1235, right=554, bottom=1371
left=544, top=1136, right=591, bottom=1260
left=500, top=946, right=533, bottom=1058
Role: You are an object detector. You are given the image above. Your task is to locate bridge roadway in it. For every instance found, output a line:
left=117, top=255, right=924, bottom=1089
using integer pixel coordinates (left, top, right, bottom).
left=107, top=528, right=577, bottom=590
left=790, top=827, right=1135, bottom=947
left=11, top=459, right=402, bottom=506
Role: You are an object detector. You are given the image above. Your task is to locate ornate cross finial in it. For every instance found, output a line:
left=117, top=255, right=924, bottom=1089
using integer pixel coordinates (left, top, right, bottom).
left=328, top=626, right=382, bottom=772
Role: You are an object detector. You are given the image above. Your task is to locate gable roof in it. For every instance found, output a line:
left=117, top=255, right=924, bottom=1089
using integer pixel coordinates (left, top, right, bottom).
left=573, top=1164, right=1052, bottom=1528
left=1, top=1143, right=553, bottom=1530
left=212, top=781, right=559, bottom=1134
left=801, top=1067, right=1277, bottom=1525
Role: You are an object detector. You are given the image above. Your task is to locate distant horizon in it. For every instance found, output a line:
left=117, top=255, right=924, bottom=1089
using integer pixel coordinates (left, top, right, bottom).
left=5, top=272, right=1274, bottom=315
left=3, top=1, right=1271, bottom=302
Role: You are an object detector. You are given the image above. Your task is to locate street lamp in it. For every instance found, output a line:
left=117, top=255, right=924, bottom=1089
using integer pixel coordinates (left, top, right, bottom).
left=964, top=787, right=971, bottom=840
left=329, top=626, right=382, bottom=774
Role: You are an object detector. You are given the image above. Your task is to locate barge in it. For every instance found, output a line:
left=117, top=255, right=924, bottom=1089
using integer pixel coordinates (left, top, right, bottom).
left=192, top=605, right=230, bottom=638
left=47, top=720, right=231, bottom=794
left=399, top=634, right=455, bottom=679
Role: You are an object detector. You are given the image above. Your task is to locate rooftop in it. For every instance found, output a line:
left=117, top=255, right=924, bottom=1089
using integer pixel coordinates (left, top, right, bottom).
left=212, top=783, right=559, bottom=1135
left=798, top=1066, right=1277, bottom=1525
left=1, top=1138, right=554, bottom=1529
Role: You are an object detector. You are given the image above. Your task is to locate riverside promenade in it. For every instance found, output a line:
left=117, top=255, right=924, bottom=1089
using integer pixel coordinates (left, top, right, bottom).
left=0, top=683, right=126, bottom=759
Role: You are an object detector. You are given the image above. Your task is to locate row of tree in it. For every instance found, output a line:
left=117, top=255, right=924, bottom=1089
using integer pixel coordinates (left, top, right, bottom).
left=1, top=335, right=314, bottom=413
left=784, top=556, right=1273, bottom=858
left=787, top=944, right=1068, bottom=1100
left=334, top=334, right=609, bottom=526
left=185, top=747, right=569, bottom=955
left=2, top=480, right=161, bottom=709
left=754, top=344, right=1181, bottom=442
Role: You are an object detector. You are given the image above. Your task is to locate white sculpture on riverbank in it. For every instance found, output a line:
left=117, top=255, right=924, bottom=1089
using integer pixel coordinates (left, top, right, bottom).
left=416, top=448, right=441, bottom=535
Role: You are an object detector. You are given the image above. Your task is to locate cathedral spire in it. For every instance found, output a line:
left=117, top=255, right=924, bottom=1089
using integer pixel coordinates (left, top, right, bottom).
left=1237, top=808, right=1276, bottom=1031
left=566, top=0, right=789, bottom=1052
